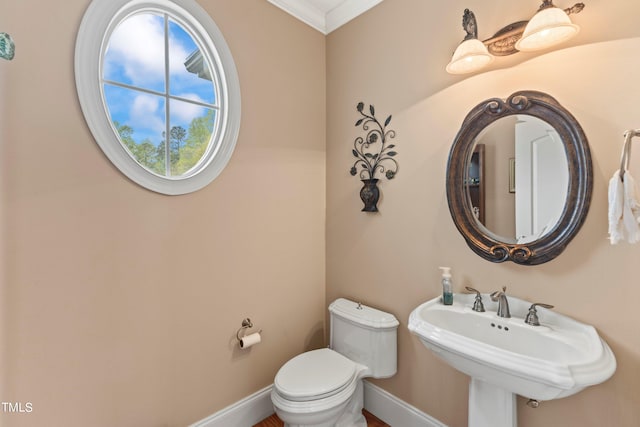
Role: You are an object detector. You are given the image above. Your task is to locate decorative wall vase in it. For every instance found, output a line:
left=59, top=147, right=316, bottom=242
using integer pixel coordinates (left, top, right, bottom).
left=350, top=102, right=399, bottom=212
left=359, top=178, right=380, bottom=212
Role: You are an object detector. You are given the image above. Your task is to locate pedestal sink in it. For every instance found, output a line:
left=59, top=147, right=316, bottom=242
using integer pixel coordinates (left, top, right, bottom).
left=408, top=293, right=616, bottom=427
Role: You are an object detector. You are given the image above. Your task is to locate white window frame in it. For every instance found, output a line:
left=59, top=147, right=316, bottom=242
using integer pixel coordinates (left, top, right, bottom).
left=75, top=0, right=241, bottom=195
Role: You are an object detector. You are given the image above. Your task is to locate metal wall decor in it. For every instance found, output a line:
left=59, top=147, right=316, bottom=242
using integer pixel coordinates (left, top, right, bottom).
left=350, top=102, right=398, bottom=212
left=0, top=32, right=15, bottom=61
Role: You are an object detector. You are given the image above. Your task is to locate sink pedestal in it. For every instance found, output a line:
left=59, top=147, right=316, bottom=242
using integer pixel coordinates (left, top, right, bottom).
left=468, top=378, right=516, bottom=427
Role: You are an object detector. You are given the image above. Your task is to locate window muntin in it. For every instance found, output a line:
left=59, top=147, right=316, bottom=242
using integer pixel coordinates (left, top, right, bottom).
left=75, top=0, right=241, bottom=195
left=103, top=12, right=218, bottom=178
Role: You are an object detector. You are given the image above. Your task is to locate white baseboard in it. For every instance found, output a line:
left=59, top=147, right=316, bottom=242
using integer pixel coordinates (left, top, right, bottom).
left=363, top=380, right=447, bottom=427
left=189, top=385, right=274, bottom=427
left=189, top=381, right=446, bottom=427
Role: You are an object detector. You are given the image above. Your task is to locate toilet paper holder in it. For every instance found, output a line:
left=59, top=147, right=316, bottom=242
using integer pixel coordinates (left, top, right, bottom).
left=236, top=318, right=262, bottom=341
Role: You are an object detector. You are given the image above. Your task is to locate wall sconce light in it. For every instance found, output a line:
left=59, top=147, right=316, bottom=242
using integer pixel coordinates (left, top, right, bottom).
left=446, top=1, right=585, bottom=75
left=445, top=10, right=494, bottom=75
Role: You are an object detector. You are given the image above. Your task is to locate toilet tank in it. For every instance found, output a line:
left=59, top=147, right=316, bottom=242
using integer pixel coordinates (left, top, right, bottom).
left=329, top=298, right=399, bottom=378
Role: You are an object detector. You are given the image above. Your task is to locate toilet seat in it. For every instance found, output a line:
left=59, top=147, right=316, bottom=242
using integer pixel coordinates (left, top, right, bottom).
left=274, top=348, right=357, bottom=402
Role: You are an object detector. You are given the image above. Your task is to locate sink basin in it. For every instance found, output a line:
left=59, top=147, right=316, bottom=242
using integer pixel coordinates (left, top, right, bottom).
left=408, top=293, right=616, bottom=426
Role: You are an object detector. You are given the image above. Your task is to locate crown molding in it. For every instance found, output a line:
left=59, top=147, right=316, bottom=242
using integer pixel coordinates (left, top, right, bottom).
left=267, top=0, right=383, bottom=35
left=325, top=0, right=383, bottom=33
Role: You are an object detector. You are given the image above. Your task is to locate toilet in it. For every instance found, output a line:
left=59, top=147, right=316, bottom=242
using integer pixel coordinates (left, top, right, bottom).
left=271, top=298, right=399, bottom=427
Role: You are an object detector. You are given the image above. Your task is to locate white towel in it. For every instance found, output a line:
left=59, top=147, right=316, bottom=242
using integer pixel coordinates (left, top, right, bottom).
left=623, top=172, right=640, bottom=243
left=608, top=169, right=640, bottom=244
left=608, top=130, right=640, bottom=244
left=608, top=170, right=624, bottom=244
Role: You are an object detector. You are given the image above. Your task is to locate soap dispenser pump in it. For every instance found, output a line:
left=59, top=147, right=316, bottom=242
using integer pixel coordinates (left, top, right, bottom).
left=439, top=267, right=453, bottom=305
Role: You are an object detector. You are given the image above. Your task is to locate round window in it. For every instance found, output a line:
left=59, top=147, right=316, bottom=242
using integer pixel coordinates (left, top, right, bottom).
left=75, top=0, right=241, bottom=195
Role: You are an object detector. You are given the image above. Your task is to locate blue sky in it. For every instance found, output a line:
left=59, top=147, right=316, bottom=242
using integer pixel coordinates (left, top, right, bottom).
left=102, top=13, right=216, bottom=146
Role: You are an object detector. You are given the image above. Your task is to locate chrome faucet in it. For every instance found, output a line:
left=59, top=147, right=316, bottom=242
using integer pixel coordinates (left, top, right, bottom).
left=524, top=303, right=554, bottom=326
left=465, top=286, right=485, bottom=312
left=490, top=286, right=511, bottom=318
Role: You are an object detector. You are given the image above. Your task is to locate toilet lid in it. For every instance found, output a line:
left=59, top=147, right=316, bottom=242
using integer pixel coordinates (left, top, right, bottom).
left=274, top=348, right=357, bottom=402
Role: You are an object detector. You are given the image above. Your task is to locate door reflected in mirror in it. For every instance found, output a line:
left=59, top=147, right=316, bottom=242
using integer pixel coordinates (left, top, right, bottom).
left=467, top=115, right=568, bottom=244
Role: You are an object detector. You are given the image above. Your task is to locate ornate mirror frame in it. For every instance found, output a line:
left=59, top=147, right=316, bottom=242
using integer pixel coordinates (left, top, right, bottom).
left=446, top=91, right=593, bottom=265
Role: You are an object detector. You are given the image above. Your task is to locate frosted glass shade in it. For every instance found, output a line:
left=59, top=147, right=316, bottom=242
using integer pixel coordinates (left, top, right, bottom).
left=515, top=7, right=579, bottom=52
left=446, top=39, right=494, bottom=75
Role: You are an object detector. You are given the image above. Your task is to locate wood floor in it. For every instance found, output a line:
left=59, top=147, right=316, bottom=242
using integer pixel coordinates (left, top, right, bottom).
left=253, top=410, right=390, bottom=427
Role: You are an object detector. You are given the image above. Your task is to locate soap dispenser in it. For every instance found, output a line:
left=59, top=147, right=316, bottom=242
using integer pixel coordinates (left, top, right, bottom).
left=439, top=267, right=453, bottom=305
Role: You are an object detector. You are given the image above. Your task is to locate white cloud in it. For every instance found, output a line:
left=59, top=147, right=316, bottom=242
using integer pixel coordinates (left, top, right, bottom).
left=131, top=94, right=165, bottom=136
left=171, top=93, right=207, bottom=124
left=105, top=13, right=193, bottom=88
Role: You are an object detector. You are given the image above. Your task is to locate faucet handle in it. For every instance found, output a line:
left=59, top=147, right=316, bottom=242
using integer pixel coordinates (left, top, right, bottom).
left=464, top=286, right=481, bottom=295
left=525, top=303, right=554, bottom=326
left=531, top=303, right=554, bottom=309
left=489, top=286, right=506, bottom=301
left=465, top=287, right=485, bottom=312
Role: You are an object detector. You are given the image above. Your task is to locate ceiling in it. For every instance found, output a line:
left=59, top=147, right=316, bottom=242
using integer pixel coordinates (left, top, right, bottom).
left=266, top=0, right=384, bottom=34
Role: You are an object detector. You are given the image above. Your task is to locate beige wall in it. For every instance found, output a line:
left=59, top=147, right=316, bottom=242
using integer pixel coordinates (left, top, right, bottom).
left=327, top=1, right=640, bottom=426
left=1, top=0, right=325, bottom=426
left=4, top=0, right=640, bottom=426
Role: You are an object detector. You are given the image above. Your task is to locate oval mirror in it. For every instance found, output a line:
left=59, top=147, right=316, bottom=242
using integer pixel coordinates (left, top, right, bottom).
left=446, top=91, right=592, bottom=265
